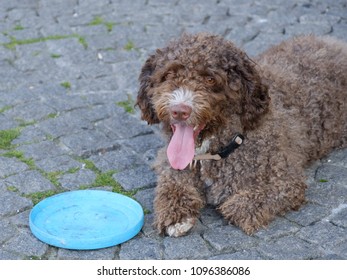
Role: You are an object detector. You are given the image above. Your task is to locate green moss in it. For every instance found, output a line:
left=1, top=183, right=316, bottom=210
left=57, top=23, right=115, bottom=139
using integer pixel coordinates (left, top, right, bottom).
left=116, top=97, right=135, bottom=114
left=88, top=16, right=117, bottom=32
left=46, top=113, right=58, bottom=119
left=26, top=190, right=61, bottom=205
left=60, top=81, right=71, bottom=89
left=77, top=36, right=88, bottom=49
left=2, top=34, right=88, bottom=50
left=0, top=105, right=12, bottom=113
left=13, top=25, right=24, bottom=31
left=77, top=158, right=99, bottom=173
left=76, top=158, right=134, bottom=197
left=2, top=150, right=36, bottom=169
left=124, top=40, right=136, bottom=51
left=50, top=53, right=62, bottom=58
left=67, top=167, right=80, bottom=174
left=143, top=209, right=151, bottom=215
left=78, top=185, right=90, bottom=190
left=318, top=179, right=329, bottom=183
left=0, top=128, right=21, bottom=149
left=45, top=134, right=54, bottom=141
left=44, top=171, right=63, bottom=188
left=25, top=256, right=42, bottom=260
left=89, top=16, right=104, bottom=26
left=7, top=186, right=18, bottom=192
left=93, top=171, right=117, bottom=187
left=16, top=118, right=36, bottom=127
left=105, top=22, right=115, bottom=32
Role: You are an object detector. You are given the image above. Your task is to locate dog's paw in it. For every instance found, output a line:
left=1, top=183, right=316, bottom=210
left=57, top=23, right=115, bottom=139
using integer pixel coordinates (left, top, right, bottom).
left=166, top=217, right=196, bottom=237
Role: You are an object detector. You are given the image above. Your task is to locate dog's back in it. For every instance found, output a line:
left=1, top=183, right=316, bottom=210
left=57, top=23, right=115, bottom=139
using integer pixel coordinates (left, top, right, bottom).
left=256, top=35, right=347, bottom=164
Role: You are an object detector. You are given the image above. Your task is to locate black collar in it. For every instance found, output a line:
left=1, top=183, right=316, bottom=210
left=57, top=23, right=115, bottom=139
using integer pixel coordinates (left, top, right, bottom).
left=191, top=133, right=244, bottom=164
left=216, top=133, right=245, bottom=159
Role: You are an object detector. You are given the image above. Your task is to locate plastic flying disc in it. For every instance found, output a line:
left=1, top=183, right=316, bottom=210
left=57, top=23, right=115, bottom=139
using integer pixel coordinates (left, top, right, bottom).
left=29, top=190, right=144, bottom=250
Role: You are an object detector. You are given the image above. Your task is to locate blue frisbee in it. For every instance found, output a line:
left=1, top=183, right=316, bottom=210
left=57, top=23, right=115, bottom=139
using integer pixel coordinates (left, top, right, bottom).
left=29, top=190, right=144, bottom=250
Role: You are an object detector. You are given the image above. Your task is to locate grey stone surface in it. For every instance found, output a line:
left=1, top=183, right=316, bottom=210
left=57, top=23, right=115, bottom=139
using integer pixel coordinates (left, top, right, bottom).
left=257, top=236, right=322, bottom=260
left=0, top=157, right=28, bottom=178
left=329, top=205, right=347, bottom=228
left=0, top=188, right=33, bottom=218
left=254, top=217, right=301, bottom=240
left=2, top=170, right=55, bottom=195
left=209, top=249, right=266, bottom=260
left=119, top=237, right=162, bottom=260
left=1, top=228, right=48, bottom=257
left=204, top=226, right=259, bottom=252
left=59, top=129, right=116, bottom=157
left=56, top=247, right=117, bottom=260
left=296, top=222, right=347, bottom=251
left=17, top=141, right=67, bottom=161
left=163, top=234, right=211, bottom=260
left=58, top=169, right=97, bottom=190
left=113, top=165, right=157, bottom=190
left=0, top=0, right=346, bottom=260
left=284, top=203, right=331, bottom=227
left=89, top=146, right=139, bottom=172
left=134, top=188, right=155, bottom=213
left=35, top=155, right=83, bottom=173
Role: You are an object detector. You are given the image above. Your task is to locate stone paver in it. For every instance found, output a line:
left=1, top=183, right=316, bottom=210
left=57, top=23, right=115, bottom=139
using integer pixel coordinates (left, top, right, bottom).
left=0, top=0, right=346, bottom=260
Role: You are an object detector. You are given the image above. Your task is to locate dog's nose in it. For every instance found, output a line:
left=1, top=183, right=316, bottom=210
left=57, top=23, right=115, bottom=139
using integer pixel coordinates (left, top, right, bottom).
left=170, top=104, right=192, bottom=121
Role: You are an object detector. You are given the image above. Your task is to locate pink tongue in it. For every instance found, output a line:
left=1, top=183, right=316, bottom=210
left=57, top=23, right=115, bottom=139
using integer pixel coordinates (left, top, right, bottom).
left=167, top=124, right=195, bottom=170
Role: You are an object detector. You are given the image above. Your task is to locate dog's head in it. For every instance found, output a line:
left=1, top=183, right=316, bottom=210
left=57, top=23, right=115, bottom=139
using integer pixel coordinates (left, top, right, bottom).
left=137, top=33, right=269, bottom=169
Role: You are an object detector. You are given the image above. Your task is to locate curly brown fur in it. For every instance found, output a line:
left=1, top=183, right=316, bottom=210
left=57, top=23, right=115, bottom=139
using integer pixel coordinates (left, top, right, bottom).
left=137, top=33, right=347, bottom=236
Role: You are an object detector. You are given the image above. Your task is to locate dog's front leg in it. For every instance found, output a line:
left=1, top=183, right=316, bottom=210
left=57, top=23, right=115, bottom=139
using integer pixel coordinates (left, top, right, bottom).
left=153, top=169, right=205, bottom=237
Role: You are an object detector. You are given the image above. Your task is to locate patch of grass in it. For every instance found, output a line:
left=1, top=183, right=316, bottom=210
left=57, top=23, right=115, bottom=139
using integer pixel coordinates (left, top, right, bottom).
left=15, top=118, right=36, bottom=128
left=93, top=171, right=117, bottom=187
left=44, top=171, right=63, bottom=188
left=45, top=113, right=58, bottom=119
left=144, top=209, right=151, bottom=215
left=50, top=53, right=62, bottom=58
left=2, top=34, right=88, bottom=50
left=0, top=105, right=12, bottom=113
left=77, top=36, right=88, bottom=49
left=318, top=179, right=329, bottom=183
left=76, top=158, right=135, bottom=197
left=25, top=256, right=42, bottom=260
left=78, top=185, right=90, bottom=190
left=77, top=158, right=99, bottom=173
left=13, top=25, right=24, bottom=31
left=7, top=186, right=18, bottom=192
left=45, top=134, right=54, bottom=141
left=124, top=40, right=136, bottom=51
left=88, top=16, right=117, bottom=32
left=67, top=167, right=80, bottom=174
left=2, top=150, right=36, bottom=169
left=4, top=149, right=64, bottom=193
left=89, top=16, right=104, bottom=26
left=93, top=171, right=136, bottom=197
left=60, top=81, right=71, bottom=89
left=26, top=190, right=61, bottom=205
left=0, top=128, right=21, bottom=149
left=116, top=95, right=135, bottom=114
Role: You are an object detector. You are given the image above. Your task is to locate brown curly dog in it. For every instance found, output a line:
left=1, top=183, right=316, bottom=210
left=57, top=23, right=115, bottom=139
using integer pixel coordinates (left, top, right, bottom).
left=136, top=33, right=347, bottom=237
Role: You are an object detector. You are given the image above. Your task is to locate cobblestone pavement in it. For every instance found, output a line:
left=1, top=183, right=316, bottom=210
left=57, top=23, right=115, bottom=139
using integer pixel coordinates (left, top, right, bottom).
left=0, top=0, right=346, bottom=260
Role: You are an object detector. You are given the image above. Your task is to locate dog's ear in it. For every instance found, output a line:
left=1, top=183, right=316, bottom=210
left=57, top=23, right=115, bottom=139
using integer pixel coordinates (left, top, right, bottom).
left=136, top=54, right=160, bottom=124
left=225, top=49, right=270, bottom=130
left=239, top=59, right=270, bottom=130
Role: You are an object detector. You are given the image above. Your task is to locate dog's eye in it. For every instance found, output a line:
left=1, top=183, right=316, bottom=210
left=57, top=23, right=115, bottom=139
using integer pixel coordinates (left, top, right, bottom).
left=204, top=76, right=216, bottom=85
